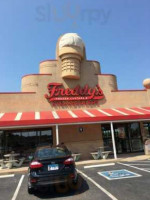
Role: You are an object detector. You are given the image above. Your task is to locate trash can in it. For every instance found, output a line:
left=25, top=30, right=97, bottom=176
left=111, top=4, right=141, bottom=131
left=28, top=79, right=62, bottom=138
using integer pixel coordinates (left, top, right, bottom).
left=144, top=139, right=150, bottom=155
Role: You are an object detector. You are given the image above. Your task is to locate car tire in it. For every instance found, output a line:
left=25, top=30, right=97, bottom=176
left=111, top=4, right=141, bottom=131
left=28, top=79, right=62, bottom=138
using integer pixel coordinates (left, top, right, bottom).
left=69, top=177, right=80, bottom=190
left=28, top=187, right=34, bottom=194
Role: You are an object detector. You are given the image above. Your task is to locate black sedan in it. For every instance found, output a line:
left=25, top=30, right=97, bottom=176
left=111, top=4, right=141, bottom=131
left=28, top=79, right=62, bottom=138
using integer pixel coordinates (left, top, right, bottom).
left=27, top=145, right=78, bottom=194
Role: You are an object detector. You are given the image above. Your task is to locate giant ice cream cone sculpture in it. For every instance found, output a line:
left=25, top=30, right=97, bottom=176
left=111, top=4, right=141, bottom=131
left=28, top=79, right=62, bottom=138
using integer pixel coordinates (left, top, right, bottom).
left=58, top=33, right=85, bottom=79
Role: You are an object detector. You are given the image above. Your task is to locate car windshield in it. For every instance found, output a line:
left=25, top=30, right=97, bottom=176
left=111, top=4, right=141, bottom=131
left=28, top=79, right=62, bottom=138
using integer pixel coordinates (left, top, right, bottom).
left=35, top=147, right=70, bottom=159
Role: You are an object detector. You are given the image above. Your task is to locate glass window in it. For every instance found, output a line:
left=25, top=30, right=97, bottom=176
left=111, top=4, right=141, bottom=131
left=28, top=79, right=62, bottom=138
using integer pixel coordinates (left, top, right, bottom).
left=0, top=131, right=4, bottom=157
left=40, top=130, right=52, bottom=146
left=143, top=123, right=150, bottom=138
left=7, top=132, right=22, bottom=152
left=101, top=124, right=113, bottom=151
left=1, top=128, right=53, bottom=160
left=35, top=147, right=70, bottom=159
left=114, top=125, right=127, bottom=139
left=131, top=139, right=143, bottom=151
left=129, top=123, right=141, bottom=138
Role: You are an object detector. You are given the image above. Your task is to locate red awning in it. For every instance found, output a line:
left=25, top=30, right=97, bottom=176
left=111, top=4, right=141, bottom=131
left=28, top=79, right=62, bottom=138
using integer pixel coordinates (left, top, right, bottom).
left=0, top=107, right=150, bottom=128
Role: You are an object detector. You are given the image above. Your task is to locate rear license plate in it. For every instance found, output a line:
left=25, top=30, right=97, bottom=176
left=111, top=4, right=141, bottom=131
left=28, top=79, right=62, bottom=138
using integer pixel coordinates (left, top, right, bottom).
left=48, top=164, right=59, bottom=171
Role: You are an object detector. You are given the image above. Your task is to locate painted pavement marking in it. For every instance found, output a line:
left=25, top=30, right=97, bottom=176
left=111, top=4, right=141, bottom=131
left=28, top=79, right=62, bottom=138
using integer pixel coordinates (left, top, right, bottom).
left=126, top=163, right=150, bottom=166
left=77, top=169, right=118, bottom=200
left=0, top=174, right=14, bottom=178
left=127, top=160, right=150, bottom=163
left=98, top=169, right=141, bottom=180
left=11, top=175, right=25, bottom=200
left=84, top=163, right=115, bottom=169
left=118, top=162, right=150, bottom=173
left=141, top=168, right=150, bottom=171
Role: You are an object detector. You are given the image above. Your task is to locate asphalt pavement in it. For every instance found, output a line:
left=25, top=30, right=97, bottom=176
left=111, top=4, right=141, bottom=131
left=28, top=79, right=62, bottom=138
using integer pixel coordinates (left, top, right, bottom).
left=1, top=160, right=150, bottom=200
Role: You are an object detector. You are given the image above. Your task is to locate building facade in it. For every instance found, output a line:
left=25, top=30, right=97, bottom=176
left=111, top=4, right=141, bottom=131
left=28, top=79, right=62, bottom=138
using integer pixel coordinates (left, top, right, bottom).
left=0, top=33, right=150, bottom=160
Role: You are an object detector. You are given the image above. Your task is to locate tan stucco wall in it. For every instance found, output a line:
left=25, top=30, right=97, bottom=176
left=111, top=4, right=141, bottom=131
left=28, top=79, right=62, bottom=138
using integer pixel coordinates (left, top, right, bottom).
left=102, top=90, right=149, bottom=108
left=97, top=75, right=118, bottom=92
left=0, top=93, right=36, bottom=112
left=39, top=60, right=57, bottom=74
left=17, top=59, right=150, bottom=111
left=0, top=59, right=149, bottom=112
left=53, top=124, right=103, bottom=160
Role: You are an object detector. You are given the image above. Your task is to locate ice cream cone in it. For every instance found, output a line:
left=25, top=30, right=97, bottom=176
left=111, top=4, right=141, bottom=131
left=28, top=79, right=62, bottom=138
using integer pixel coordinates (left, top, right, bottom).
left=58, top=33, right=85, bottom=79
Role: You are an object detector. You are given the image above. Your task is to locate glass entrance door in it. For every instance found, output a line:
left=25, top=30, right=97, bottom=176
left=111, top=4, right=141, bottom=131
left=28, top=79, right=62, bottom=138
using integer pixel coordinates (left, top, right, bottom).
left=114, top=124, right=131, bottom=153
left=102, top=122, right=144, bottom=154
left=128, top=123, right=143, bottom=152
left=0, top=131, right=5, bottom=157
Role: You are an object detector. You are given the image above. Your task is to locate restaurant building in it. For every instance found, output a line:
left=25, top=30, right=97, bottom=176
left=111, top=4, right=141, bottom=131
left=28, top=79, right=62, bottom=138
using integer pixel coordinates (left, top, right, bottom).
left=0, top=33, right=150, bottom=160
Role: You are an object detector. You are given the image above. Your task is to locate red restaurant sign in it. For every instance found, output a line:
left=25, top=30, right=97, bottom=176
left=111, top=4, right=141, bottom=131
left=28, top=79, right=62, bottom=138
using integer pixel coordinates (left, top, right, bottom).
left=45, top=83, right=104, bottom=106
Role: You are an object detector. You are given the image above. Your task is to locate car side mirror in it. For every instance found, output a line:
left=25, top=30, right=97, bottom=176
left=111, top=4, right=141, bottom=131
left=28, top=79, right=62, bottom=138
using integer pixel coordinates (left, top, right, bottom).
left=28, top=155, right=33, bottom=161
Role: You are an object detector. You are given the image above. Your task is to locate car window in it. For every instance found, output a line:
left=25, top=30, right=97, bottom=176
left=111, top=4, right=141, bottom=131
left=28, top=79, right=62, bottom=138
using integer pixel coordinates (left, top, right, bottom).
left=35, top=147, right=70, bottom=159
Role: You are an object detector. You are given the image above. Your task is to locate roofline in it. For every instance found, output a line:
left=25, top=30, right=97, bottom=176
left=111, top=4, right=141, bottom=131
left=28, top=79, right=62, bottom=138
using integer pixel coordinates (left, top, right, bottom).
left=39, top=59, right=100, bottom=65
left=40, top=59, right=57, bottom=64
left=0, top=92, right=36, bottom=94
left=87, top=60, right=100, bottom=64
left=96, top=73, right=116, bottom=77
left=0, top=118, right=150, bottom=130
left=111, top=89, right=146, bottom=92
left=22, top=74, right=52, bottom=79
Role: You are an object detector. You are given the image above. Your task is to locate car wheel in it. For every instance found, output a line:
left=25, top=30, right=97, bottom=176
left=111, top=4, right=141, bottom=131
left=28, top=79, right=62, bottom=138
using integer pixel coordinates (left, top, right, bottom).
left=69, top=176, right=82, bottom=190
left=28, top=187, right=34, bottom=194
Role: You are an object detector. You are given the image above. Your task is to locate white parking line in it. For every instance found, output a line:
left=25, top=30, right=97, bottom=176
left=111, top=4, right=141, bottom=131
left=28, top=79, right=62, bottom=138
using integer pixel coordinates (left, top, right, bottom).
left=84, top=163, right=115, bottom=169
left=11, top=175, right=24, bottom=200
left=127, top=161, right=150, bottom=163
left=77, top=169, right=118, bottom=200
left=0, top=174, right=14, bottom=178
left=141, top=168, right=150, bottom=170
left=118, top=162, right=150, bottom=173
left=127, top=164, right=150, bottom=166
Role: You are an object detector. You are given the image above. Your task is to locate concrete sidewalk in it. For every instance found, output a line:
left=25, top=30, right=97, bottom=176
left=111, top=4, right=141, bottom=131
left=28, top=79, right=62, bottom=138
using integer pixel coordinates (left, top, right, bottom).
left=76, top=154, right=150, bottom=166
left=0, top=154, right=150, bottom=175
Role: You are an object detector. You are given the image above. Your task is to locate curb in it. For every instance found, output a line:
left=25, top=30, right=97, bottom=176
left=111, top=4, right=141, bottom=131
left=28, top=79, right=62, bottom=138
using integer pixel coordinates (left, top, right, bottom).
left=0, top=155, right=150, bottom=175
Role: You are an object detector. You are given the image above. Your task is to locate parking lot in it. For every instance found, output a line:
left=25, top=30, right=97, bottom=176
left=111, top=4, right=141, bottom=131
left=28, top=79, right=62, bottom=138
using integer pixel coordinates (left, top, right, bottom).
left=1, top=160, right=150, bottom=200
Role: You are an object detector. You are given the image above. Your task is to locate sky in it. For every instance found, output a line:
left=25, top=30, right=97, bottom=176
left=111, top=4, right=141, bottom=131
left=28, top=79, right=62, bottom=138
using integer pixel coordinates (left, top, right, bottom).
left=0, top=0, right=150, bottom=92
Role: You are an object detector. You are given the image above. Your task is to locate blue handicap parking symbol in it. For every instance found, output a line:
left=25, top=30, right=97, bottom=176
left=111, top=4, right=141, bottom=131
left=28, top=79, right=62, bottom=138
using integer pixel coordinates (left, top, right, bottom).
left=98, top=169, right=141, bottom=180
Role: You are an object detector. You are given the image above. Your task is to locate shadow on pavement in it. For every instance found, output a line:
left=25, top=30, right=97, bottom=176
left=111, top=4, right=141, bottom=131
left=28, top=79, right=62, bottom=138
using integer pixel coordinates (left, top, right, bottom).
left=34, top=175, right=89, bottom=199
